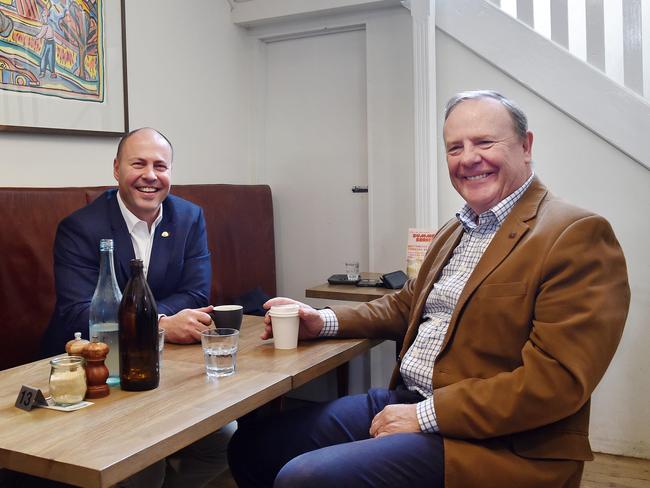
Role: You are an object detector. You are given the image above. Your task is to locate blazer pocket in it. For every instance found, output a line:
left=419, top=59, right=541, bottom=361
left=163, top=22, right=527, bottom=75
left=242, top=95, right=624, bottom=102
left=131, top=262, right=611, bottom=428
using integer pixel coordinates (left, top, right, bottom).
left=477, top=281, right=527, bottom=298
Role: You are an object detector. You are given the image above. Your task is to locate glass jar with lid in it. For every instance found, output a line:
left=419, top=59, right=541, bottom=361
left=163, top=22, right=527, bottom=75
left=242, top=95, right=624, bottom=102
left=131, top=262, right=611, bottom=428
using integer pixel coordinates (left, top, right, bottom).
left=49, top=356, right=87, bottom=406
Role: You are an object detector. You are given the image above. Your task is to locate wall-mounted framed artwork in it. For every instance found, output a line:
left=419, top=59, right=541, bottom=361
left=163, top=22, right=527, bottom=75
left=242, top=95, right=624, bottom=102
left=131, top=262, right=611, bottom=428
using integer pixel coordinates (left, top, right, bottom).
left=0, top=0, right=128, bottom=136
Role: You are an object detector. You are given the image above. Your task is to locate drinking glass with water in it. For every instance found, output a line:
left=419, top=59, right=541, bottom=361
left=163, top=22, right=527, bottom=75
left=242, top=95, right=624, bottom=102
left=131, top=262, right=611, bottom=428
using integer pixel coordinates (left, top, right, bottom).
left=200, top=329, right=239, bottom=377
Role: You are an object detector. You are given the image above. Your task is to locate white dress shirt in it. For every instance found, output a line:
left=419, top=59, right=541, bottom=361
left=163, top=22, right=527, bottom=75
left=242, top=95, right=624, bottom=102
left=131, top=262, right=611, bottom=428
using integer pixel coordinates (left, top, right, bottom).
left=116, top=192, right=163, bottom=278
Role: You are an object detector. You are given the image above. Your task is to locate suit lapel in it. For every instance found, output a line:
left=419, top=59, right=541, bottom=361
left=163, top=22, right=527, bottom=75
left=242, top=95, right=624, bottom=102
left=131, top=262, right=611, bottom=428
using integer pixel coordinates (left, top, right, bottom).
left=147, top=198, right=174, bottom=293
left=439, top=177, right=548, bottom=354
left=108, top=192, right=135, bottom=288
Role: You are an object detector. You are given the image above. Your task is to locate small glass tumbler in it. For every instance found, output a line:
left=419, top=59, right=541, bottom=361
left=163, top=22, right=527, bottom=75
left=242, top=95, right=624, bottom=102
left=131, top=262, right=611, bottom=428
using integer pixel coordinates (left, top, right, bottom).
left=345, top=261, right=360, bottom=281
left=200, top=329, right=239, bottom=378
left=49, top=356, right=87, bottom=406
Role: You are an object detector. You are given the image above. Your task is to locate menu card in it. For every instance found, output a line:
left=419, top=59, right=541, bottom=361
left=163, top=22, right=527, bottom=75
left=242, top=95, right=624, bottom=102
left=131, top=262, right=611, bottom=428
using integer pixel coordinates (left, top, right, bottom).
left=406, top=228, right=436, bottom=279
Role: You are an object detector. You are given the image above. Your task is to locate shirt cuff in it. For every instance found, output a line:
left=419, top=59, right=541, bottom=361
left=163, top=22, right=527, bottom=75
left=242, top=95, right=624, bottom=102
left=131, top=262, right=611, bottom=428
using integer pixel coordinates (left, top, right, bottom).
left=416, top=397, right=439, bottom=433
left=318, top=308, right=339, bottom=337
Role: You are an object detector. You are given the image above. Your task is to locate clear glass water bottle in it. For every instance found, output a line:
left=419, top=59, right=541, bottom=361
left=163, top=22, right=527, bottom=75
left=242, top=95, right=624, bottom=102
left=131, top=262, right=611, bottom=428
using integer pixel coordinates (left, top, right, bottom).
left=89, top=239, right=122, bottom=386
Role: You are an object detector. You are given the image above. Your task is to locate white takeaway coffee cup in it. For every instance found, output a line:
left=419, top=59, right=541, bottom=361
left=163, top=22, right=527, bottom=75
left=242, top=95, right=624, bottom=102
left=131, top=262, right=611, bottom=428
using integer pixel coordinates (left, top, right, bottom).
left=269, top=304, right=300, bottom=349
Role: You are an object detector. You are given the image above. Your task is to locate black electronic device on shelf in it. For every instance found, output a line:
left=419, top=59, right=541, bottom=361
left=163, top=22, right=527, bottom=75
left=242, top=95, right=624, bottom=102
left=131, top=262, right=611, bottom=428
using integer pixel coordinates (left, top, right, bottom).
left=327, top=270, right=408, bottom=289
left=356, top=278, right=383, bottom=287
left=327, top=274, right=359, bottom=285
left=381, top=270, right=408, bottom=289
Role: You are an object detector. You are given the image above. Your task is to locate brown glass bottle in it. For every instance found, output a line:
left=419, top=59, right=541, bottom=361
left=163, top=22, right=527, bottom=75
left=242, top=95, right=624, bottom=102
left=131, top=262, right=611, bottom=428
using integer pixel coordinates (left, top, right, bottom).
left=118, top=259, right=159, bottom=391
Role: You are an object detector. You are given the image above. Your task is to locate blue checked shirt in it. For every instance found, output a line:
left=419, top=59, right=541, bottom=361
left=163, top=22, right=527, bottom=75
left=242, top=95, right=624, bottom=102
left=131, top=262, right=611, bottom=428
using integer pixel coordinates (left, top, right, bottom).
left=319, top=173, right=534, bottom=433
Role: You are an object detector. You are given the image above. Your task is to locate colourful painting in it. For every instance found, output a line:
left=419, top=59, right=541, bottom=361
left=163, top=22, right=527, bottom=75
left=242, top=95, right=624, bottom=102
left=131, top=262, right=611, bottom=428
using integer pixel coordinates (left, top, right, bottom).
left=0, top=0, right=103, bottom=102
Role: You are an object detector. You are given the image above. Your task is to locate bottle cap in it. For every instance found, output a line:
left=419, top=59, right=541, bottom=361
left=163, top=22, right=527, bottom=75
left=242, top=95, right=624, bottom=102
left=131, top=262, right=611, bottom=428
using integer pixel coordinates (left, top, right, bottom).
left=99, top=239, right=114, bottom=251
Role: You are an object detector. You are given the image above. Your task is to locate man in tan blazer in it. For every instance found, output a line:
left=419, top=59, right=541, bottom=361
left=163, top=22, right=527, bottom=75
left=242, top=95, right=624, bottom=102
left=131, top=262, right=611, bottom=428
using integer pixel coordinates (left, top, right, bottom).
left=228, top=91, right=630, bottom=488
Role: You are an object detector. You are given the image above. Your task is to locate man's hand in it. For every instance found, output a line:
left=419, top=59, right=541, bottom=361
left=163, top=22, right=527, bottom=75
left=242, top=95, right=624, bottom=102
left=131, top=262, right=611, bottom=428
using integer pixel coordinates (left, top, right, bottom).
left=159, top=305, right=214, bottom=344
left=369, top=404, right=421, bottom=438
left=262, top=297, right=324, bottom=340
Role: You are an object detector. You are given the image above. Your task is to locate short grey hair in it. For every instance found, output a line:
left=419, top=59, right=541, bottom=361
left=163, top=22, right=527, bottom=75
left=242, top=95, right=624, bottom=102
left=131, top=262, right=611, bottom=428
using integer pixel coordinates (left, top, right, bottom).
left=444, top=90, right=528, bottom=140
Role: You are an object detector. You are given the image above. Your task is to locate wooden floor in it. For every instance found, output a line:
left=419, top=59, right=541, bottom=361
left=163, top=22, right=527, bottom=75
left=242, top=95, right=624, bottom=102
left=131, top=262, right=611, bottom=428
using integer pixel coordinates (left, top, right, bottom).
left=210, top=453, right=650, bottom=487
left=582, top=453, right=650, bottom=487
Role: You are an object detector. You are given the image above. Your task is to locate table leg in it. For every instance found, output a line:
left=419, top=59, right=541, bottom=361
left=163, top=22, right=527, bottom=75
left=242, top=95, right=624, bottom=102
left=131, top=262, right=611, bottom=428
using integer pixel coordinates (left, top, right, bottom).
left=336, top=362, right=349, bottom=397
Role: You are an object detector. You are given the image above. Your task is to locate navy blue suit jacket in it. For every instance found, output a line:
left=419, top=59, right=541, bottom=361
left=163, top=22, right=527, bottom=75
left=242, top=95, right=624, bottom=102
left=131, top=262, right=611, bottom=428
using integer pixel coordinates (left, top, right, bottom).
left=41, top=189, right=211, bottom=356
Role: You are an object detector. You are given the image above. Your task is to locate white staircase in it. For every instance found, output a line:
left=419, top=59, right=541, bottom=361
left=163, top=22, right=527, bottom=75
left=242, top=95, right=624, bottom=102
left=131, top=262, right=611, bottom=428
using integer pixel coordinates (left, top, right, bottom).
left=489, top=0, right=650, bottom=103
left=435, top=0, right=649, bottom=170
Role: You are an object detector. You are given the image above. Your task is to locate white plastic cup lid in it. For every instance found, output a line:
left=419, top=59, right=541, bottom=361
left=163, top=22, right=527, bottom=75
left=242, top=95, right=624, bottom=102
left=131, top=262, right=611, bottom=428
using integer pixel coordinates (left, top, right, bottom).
left=269, top=304, right=300, bottom=316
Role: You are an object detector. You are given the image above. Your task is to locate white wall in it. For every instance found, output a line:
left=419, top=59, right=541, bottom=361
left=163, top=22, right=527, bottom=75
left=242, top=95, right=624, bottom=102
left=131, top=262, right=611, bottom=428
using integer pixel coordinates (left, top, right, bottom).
left=436, top=31, right=650, bottom=459
left=0, top=0, right=254, bottom=187
left=231, top=0, right=402, bottom=26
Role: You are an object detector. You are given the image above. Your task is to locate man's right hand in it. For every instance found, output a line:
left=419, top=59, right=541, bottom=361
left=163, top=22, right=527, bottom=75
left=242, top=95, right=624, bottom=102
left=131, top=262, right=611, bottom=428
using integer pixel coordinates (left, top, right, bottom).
left=262, top=297, right=324, bottom=340
left=159, top=305, right=214, bottom=344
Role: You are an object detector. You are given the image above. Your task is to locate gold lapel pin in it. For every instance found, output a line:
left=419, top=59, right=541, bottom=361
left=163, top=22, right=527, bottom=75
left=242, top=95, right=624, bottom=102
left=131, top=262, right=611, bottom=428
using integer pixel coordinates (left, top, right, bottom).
left=161, top=231, right=170, bottom=238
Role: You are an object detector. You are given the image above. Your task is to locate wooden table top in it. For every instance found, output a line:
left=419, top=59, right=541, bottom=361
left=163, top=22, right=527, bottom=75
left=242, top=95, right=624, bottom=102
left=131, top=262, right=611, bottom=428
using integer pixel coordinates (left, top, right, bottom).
left=169, top=315, right=382, bottom=389
left=0, top=316, right=379, bottom=487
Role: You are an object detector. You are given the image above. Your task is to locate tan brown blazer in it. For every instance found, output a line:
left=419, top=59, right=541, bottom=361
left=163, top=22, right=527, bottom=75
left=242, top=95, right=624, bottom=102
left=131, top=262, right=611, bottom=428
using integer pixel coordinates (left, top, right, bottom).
left=331, top=178, right=630, bottom=488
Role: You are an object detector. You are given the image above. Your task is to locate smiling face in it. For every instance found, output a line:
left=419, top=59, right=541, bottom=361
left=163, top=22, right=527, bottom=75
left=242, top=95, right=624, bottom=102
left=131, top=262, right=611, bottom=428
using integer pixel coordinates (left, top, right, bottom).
left=113, top=128, right=172, bottom=226
left=443, top=97, right=533, bottom=215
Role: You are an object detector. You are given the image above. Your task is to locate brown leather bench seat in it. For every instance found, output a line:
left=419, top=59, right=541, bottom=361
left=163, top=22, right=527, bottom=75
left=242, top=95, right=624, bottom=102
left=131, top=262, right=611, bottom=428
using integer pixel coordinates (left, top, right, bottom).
left=0, top=184, right=276, bottom=371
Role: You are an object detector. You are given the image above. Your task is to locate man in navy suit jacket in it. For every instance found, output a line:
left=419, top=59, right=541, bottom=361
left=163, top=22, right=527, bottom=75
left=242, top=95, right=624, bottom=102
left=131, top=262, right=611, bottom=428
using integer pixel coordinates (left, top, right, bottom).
left=42, top=128, right=214, bottom=356
left=40, top=128, right=232, bottom=488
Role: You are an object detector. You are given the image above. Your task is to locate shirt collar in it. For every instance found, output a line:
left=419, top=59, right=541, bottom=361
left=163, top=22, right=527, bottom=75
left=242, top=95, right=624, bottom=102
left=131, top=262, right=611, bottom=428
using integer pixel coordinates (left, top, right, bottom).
left=456, top=172, right=535, bottom=231
left=116, top=191, right=163, bottom=234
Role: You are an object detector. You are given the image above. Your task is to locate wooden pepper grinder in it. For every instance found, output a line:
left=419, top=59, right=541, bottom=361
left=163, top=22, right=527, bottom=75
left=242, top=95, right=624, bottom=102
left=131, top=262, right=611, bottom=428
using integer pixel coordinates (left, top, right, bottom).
left=82, top=338, right=110, bottom=399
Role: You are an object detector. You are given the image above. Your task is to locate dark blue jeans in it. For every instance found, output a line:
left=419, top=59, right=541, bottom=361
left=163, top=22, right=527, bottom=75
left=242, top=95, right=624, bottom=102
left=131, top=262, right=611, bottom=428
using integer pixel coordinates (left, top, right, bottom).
left=228, top=388, right=444, bottom=488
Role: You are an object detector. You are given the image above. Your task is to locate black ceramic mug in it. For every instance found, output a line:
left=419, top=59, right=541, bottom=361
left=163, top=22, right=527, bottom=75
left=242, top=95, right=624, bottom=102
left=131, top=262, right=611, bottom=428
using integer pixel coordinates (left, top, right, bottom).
left=209, top=305, right=244, bottom=330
